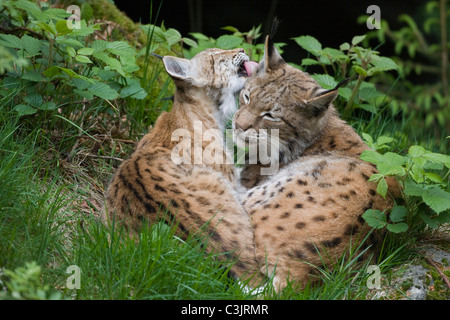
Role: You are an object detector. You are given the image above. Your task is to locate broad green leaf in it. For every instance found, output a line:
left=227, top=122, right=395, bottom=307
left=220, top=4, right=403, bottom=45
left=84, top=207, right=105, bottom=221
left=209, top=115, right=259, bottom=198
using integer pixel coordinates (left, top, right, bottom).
left=293, top=35, right=322, bottom=54
left=362, top=209, right=387, bottom=229
left=0, top=34, right=22, bottom=49
left=422, top=152, right=450, bottom=169
left=21, top=35, right=41, bottom=57
left=75, top=55, right=93, bottom=64
left=216, top=35, right=242, bottom=49
left=14, top=104, right=37, bottom=116
left=310, top=74, right=337, bottom=89
left=353, top=65, right=368, bottom=76
left=183, top=37, right=197, bottom=48
left=120, top=82, right=147, bottom=100
left=301, top=58, right=321, bottom=66
left=419, top=211, right=450, bottom=229
left=38, top=101, right=57, bottom=111
left=77, top=48, right=94, bottom=56
left=361, top=132, right=374, bottom=145
left=421, top=186, right=450, bottom=214
left=387, top=223, right=408, bottom=233
left=352, top=35, right=366, bottom=45
left=376, top=178, right=388, bottom=198
left=409, top=163, right=425, bottom=183
left=424, top=172, right=444, bottom=184
left=106, top=41, right=135, bottom=57
left=36, top=21, right=56, bottom=35
left=377, top=136, right=394, bottom=146
left=165, top=28, right=182, bottom=46
left=87, top=82, right=118, bottom=100
left=67, top=47, right=77, bottom=58
left=55, top=20, right=72, bottom=36
left=360, top=150, right=384, bottom=165
left=24, top=94, right=43, bottom=107
left=92, top=40, right=108, bottom=52
left=189, top=32, right=210, bottom=41
left=404, top=179, right=429, bottom=197
left=389, top=206, right=407, bottom=223
left=22, top=71, right=44, bottom=82
left=408, top=145, right=426, bottom=157
left=339, top=42, right=350, bottom=51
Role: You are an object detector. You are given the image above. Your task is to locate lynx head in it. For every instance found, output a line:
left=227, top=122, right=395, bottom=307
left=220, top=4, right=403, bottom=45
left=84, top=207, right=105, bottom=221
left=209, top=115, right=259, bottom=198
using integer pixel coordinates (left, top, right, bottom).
left=233, top=36, right=344, bottom=163
left=162, top=48, right=259, bottom=124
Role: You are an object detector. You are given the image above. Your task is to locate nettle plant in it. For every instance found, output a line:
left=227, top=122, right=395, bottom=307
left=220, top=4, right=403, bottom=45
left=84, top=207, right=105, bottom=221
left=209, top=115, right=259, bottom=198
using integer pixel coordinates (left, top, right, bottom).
left=360, top=134, right=450, bottom=234
left=0, top=0, right=146, bottom=116
left=293, top=35, right=399, bottom=118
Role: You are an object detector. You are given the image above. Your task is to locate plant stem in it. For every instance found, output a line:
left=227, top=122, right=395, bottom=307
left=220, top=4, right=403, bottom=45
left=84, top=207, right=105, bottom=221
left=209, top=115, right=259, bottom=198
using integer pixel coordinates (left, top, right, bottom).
left=344, top=74, right=365, bottom=117
left=440, top=0, right=448, bottom=97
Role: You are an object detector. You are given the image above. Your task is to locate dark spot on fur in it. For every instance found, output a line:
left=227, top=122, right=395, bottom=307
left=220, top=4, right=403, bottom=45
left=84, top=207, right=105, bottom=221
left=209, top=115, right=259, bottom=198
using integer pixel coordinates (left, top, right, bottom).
left=155, top=184, right=167, bottom=193
left=322, top=237, right=342, bottom=248
left=263, top=204, right=271, bottom=209
left=318, top=183, right=332, bottom=188
left=289, top=250, right=306, bottom=260
left=261, top=215, right=269, bottom=221
left=339, top=194, right=350, bottom=201
left=296, top=222, right=306, bottom=229
left=344, top=224, right=360, bottom=236
left=280, top=212, right=290, bottom=219
left=308, top=196, right=316, bottom=203
left=295, top=203, right=304, bottom=209
left=313, top=215, right=326, bottom=222
left=369, top=189, right=376, bottom=196
left=287, top=192, right=294, bottom=198
left=276, top=225, right=284, bottom=231
left=305, top=242, right=318, bottom=254
left=274, top=203, right=280, bottom=209
left=297, top=179, right=308, bottom=186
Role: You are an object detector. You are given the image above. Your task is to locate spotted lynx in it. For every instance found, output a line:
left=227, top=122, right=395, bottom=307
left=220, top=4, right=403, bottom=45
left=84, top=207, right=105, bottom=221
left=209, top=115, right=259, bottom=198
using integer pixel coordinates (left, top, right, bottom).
left=103, top=48, right=262, bottom=282
left=233, top=37, right=401, bottom=290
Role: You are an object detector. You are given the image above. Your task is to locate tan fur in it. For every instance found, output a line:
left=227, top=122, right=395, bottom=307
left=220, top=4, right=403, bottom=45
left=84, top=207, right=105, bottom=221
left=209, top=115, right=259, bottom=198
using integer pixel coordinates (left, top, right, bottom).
left=233, top=37, right=400, bottom=290
left=103, top=48, right=263, bottom=283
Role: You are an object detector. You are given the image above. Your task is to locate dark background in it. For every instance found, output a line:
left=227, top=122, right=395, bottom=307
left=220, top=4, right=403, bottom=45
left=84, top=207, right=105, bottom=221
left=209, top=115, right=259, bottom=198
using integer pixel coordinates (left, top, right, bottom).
left=113, top=0, right=426, bottom=65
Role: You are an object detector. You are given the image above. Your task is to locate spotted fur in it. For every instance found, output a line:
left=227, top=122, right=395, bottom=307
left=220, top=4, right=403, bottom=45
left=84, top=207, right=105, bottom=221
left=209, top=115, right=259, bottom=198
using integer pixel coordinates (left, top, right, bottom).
left=233, top=37, right=401, bottom=291
left=103, top=48, right=262, bottom=283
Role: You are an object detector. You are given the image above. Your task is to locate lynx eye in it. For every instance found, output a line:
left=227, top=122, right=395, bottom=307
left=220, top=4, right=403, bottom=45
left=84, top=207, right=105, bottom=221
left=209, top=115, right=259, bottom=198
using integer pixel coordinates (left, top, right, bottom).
left=261, top=112, right=281, bottom=122
left=242, top=92, right=250, bottom=105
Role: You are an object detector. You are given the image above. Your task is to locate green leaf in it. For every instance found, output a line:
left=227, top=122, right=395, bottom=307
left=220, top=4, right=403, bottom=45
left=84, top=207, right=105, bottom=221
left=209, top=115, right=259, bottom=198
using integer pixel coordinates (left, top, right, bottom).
left=22, top=71, right=44, bottom=82
left=362, top=209, right=387, bottom=229
left=310, top=74, right=337, bottom=89
left=38, top=101, right=57, bottom=111
left=376, top=178, right=388, bottom=198
left=87, top=82, right=118, bottom=100
left=376, top=136, right=394, bottom=146
left=0, top=34, right=22, bottom=49
left=106, top=41, right=135, bottom=57
left=55, top=20, right=72, bottom=36
left=183, top=37, right=197, bottom=48
left=301, top=58, right=321, bottom=66
left=404, top=179, right=428, bottom=197
left=422, top=152, right=450, bottom=169
left=14, top=104, right=37, bottom=116
left=387, top=223, right=408, bottom=233
left=120, top=82, right=147, bottom=100
left=351, top=35, right=366, bottom=45
left=24, top=94, right=43, bottom=107
left=353, top=65, right=368, bottom=76
left=67, top=47, right=77, bottom=58
left=77, top=48, right=94, bottom=56
left=36, top=22, right=56, bottom=35
left=360, top=150, right=384, bottom=165
left=368, top=56, right=399, bottom=75
left=216, top=35, right=242, bottom=49
left=424, top=172, right=444, bottom=184
left=75, top=55, right=93, bottom=64
left=419, top=211, right=450, bottom=229
left=421, top=186, right=450, bottom=214
left=408, top=145, right=426, bottom=157
left=389, top=206, right=407, bottom=223
left=21, top=35, right=41, bottom=57
left=293, top=35, right=322, bottom=54
left=165, top=28, right=182, bottom=46
left=339, top=42, right=350, bottom=51
left=361, top=132, right=374, bottom=145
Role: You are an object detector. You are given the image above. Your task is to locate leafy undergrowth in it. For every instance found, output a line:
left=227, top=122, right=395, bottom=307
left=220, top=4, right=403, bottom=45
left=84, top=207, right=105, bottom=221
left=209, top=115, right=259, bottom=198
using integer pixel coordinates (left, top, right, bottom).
left=0, top=0, right=449, bottom=300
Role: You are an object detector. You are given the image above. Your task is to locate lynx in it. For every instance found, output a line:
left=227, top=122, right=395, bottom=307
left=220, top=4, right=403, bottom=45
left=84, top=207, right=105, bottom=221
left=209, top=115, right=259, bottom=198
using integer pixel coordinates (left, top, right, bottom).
left=233, top=36, right=400, bottom=291
left=103, top=48, right=262, bottom=282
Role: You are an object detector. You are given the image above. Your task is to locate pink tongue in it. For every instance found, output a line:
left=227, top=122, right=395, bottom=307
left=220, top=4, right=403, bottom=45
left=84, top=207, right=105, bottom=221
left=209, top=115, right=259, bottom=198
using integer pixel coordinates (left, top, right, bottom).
left=244, top=61, right=259, bottom=76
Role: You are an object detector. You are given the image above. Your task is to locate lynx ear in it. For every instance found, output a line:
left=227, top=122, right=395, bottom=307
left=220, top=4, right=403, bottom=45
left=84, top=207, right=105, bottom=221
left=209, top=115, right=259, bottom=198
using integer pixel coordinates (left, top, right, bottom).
left=262, top=35, right=285, bottom=72
left=306, top=89, right=339, bottom=118
left=306, top=78, right=348, bottom=116
left=162, top=56, right=193, bottom=82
